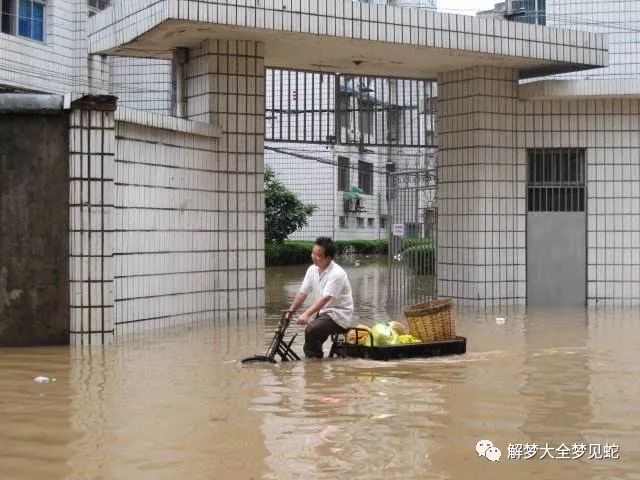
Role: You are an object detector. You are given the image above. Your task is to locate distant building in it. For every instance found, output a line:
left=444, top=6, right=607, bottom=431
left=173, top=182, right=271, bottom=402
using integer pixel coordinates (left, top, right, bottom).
left=265, top=0, right=438, bottom=241
left=478, top=1, right=546, bottom=25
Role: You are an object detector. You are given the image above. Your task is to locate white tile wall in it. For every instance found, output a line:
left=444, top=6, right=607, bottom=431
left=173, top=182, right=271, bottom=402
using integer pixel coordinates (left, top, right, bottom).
left=519, top=97, right=640, bottom=304
left=109, top=57, right=173, bottom=114
left=69, top=105, right=116, bottom=345
left=0, top=0, right=80, bottom=93
left=546, top=0, right=640, bottom=80
left=87, top=0, right=604, bottom=72
left=113, top=120, right=250, bottom=333
left=437, top=66, right=526, bottom=305
left=183, top=39, right=265, bottom=323
left=0, top=1, right=174, bottom=115
left=438, top=66, right=640, bottom=305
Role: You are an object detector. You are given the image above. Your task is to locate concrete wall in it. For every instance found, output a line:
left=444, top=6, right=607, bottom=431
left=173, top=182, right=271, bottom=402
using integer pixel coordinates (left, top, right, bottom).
left=0, top=113, right=69, bottom=346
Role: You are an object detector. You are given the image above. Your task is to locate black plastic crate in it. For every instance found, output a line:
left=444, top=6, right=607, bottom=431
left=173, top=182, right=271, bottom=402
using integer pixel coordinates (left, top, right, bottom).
left=329, top=336, right=467, bottom=361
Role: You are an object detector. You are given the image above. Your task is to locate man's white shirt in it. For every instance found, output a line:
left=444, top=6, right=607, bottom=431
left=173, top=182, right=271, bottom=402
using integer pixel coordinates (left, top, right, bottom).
left=299, top=260, right=355, bottom=329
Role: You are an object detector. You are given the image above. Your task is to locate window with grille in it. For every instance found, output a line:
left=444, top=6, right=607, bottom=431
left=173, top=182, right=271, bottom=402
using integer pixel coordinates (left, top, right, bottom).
left=358, top=160, right=373, bottom=195
left=337, top=156, right=350, bottom=192
left=527, top=149, right=585, bottom=212
left=507, top=0, right=546, bottom=25
left=1, top=0, right=45, bottom=41
left=88, top=0, right=110, bottom=16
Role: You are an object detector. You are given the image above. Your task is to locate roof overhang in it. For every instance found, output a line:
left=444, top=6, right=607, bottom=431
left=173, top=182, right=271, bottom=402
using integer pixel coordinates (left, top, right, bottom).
left=89, top=0, right=607, bottom=80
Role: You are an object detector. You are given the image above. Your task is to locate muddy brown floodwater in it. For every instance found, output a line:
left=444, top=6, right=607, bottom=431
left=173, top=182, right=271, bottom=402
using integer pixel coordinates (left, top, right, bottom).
left=1, top=258, right=638, bottom=479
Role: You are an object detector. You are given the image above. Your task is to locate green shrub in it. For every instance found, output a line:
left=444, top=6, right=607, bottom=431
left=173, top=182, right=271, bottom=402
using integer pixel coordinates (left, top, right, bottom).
left=265, top=239, right=389, bottom=266
left=265, top=167, right=317, bottom=243
left=402, top=238, right=433, bottom=249
left=265, top=241, right=313, bottom=266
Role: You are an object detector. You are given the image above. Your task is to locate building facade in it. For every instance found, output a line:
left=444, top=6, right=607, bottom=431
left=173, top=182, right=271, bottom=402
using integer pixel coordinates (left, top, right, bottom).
left=471, top=1, right=640, bottom=306
left=2, top=0, right=639, bottom=346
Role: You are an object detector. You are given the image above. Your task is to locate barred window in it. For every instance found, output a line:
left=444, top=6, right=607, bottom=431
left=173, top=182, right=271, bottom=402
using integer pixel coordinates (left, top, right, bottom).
left=527, top=149, right=585, bottom=212
left=88, top=0, right=110, bottom=17
left=337, top=156, right=350, bottom=192
left=358, top=160, right=373, bottom=195
left=1, top=0, right=45, bottom=41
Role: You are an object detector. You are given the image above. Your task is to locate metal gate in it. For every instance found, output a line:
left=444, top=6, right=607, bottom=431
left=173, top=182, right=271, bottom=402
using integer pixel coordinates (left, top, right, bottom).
left=387, top=169, right=438, bottom=312
left=265, top=68, right=437, bottom=148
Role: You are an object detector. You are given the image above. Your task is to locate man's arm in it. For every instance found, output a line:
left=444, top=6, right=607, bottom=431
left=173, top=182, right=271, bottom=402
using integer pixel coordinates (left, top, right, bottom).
left=287, top=291, right=308, bottom=314
left=296, top=295, right=333, bottom=325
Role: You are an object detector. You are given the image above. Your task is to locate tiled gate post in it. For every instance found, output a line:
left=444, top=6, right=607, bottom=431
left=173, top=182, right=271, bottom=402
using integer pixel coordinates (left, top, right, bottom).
left=185, top=40, right=265, bottom=322
left=437, top=67, right=526, bottom=306
left=69, top=95, right=117, bottom=344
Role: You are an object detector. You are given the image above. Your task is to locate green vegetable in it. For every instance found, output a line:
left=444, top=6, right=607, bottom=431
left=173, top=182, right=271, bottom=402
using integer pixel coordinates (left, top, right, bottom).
left=397, top=334, right=422, bottom=344
left=370, top=323, right=399, bottom=346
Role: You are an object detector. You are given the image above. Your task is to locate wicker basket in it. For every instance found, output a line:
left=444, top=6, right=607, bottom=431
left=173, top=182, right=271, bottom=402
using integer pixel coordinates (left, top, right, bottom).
left=404, top=298, right=456, bottom=342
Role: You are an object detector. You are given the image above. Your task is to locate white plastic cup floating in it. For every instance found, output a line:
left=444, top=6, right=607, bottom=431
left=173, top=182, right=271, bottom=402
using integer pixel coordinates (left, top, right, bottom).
left=34, top=376, right=56, bottom=384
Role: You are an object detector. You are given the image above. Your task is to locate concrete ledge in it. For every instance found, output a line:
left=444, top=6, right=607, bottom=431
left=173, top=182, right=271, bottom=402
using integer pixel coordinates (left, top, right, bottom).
left=520, top=79, right=640, bottom=100
left=0, top=94, right=63, bottom=114
left=114, top=106, right=222, bottom=138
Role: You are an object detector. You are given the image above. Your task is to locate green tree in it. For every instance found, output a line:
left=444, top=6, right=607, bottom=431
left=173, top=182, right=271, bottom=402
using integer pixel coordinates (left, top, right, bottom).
left=265, top=167, right=317, bottom=243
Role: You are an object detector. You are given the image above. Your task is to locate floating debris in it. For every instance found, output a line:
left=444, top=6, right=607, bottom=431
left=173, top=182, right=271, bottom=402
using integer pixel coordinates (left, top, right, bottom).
left=33, top=376, right=56, bottom=384
left=319, top=396, right=342, bottom=404
left=371, top=413, right=397, bottom=420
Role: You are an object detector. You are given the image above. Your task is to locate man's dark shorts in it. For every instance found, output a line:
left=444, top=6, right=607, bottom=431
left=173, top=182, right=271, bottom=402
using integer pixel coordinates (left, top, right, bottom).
left=303, top=313, right=347, bottom=358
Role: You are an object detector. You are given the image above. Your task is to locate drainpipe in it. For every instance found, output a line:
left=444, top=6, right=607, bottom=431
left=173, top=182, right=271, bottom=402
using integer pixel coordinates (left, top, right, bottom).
left=174, top=48, right=187, bottom=118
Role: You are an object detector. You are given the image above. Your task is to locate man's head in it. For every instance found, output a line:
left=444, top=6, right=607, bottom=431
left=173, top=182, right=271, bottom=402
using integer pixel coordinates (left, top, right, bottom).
left=311, top=237, right=336, bottom=270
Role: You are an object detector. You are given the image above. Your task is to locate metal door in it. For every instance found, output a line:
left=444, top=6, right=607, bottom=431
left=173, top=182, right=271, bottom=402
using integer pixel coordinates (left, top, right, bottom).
left=526, top=149, right=586, bottom=305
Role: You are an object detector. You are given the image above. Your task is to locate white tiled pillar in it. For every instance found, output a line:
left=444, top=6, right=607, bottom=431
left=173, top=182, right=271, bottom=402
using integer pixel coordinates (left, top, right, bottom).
left=69, top=96, right=116, bottom=345
left=186, top=39, right=265, bottom=322
left=437, top=66, right=526, bottom=306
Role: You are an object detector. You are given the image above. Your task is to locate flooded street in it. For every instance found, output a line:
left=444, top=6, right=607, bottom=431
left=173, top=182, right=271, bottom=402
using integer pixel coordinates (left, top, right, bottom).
left=1, top=258, right=639, bottom=479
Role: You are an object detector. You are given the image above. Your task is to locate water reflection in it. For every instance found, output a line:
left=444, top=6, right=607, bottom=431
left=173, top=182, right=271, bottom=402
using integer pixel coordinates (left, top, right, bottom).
left=265, top=256, right=403, bottom=326
left=0, top=258, right=639, bottom=479
left=252, top=360, right=447, bottom=480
